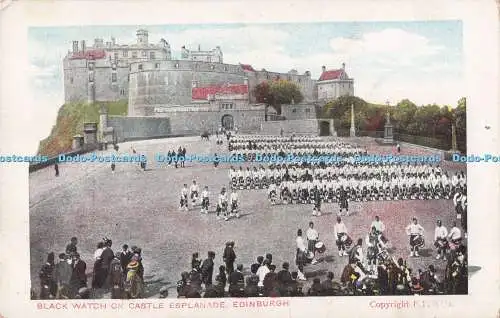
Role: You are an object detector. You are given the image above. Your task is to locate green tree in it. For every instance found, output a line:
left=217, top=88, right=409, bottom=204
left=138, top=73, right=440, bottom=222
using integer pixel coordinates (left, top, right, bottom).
left=393, top=99, right=417, bottom=132
left=253, top=80, right=303, bottom=114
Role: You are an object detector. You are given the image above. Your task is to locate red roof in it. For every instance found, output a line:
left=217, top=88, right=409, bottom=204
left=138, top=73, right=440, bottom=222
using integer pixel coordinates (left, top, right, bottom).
left=240, top=64, right=255, bottom=72
left=192, top=84, right=249, bottom=100
left=69, top=50, right=107, bottom=60
left=319, top=69, right=344, bottom=81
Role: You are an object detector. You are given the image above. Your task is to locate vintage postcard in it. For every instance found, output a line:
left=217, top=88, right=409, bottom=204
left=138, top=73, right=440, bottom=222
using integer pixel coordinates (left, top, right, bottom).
left=0, top=0, right=499, bottom=317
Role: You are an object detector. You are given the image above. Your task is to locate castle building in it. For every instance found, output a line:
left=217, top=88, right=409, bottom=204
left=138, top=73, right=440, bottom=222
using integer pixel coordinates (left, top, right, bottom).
left=181, top=45, right=223, bottom=63
left=62, top=29, right=355, bottom=139
left=316, top=63, right=354, bottom=102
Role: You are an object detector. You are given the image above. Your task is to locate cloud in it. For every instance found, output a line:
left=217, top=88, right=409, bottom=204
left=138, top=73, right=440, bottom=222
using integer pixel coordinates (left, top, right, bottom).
left=27, top=25, right=462, bottom=128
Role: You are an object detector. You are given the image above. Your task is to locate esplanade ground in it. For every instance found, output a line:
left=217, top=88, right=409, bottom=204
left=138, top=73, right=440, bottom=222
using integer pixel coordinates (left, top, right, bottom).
left=29, top=136, right=465, bottom=298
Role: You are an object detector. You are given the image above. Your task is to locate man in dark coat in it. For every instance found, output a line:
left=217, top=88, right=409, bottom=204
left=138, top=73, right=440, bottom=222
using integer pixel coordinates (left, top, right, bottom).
left=201, top=251, right=215, bottom=287
left=189, top=266, right=203, bottom=293
left=176, top=272, right=190, bottom=298
left=228, top=264, right=245, bottom=297
left=277, top=262, right=293, bottom=295
left=321, top=272, right=335, bottom=296
left=289, top=272, right=304, bottom=296
left=99, top=239, right=115, bottom=288
left=70, top=253, right=87, bottom=294
left=244, top=274, right=259, bottom=297
left=39, top=252, right=57, bottom=299
left=308, top=278, right=323, bottom=296
left=263, top=264, right=279, bottom=296
left=65, top=237, right=78, bottom=256
left=120, top=244, right=133, bottom=274
left=109, top=252, right=123, bottom=299
left=181, top=147, right=187, bottom=167
left=54, top=253, right=73, bottom=299
left=223, top=241, right=236, bottom=276
left=54, top=163, right=59, bottom=177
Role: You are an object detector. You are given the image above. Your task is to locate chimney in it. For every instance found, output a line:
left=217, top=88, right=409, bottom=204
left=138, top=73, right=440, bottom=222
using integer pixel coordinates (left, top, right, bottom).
left=198, top=44, right=201, bottom=51
left=81, top=40, right=86, bottom=52
left=342, top=62, right=345, bottom=70
left=72, top=41, right=79, bottom=53
left=322, top=65, right=326, bottom=72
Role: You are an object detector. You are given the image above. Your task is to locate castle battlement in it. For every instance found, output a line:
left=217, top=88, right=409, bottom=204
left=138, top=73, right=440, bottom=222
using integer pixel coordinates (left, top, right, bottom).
left=63, top=29, right=354, bottom=107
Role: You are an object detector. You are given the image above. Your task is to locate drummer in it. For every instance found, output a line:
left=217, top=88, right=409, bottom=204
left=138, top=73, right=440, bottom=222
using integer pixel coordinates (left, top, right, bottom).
left=334, top=216, right=349, bottom=257
left=370, top=216, right=385, bottom=233
left=306, top=222, right=319, bottom=265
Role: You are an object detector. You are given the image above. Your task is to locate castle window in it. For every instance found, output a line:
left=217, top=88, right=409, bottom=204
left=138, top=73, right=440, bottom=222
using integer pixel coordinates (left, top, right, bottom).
left=132, top=51, right=138, bottom=58
left=210, top=65, right=215, bottom=70
left=224, top=66, right=228, bottom=71
left=123, top=50, right=128, bottom=57
left=112, top=63, right=116, bottom=70
left=112, top=73, right=117, bottom=82
left=89, top=72, right=94, bottom=82
left=120, top=88, right=125, bottom=96
left=142, top=51, right=147, bottom=57
left=114, top=52, right=118, bottom=60
left=150, top=52, right=155, bottom=60
left=175, top=63, right=179, bottom=68
left=88, top=63, right=94, bottom=70
left=292, top=108, right=297, bottom=113
left=305, top=108, right=310, bottom=113
left=138, top=64, right=143, bottom=70
left=155, top=63, right=160, bottom=69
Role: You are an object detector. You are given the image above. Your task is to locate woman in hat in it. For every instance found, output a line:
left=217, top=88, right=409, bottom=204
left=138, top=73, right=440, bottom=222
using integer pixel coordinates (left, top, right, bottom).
left=124, top=260, right=144, bottom=299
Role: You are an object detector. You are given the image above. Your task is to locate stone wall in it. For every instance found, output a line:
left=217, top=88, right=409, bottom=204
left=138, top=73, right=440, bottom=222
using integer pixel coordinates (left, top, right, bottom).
left=281, top=103, right=317, bottom=120
left=64, top=58, right=130, bottom=103
left=260, top=119, right=319, bottom=136
left=156, top=108, right=265, bottom=135
left=128, top=60, right=317, bottom=116
left=107, top=116, right=171, bottom=142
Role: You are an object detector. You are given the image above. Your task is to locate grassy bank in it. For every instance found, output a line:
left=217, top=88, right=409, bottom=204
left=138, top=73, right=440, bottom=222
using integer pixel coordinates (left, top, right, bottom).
left=37, top=100, right=127, bottom=157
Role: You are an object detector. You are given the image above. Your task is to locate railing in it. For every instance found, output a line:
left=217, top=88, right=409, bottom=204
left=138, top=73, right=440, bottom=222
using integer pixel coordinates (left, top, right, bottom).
left=29, top=144, right=99, bottom=173
left=334, top=129, right=465, bottom=152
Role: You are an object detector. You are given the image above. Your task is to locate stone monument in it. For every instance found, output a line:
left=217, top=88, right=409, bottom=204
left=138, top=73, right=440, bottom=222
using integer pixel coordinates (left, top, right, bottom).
left=349, top=104, right=356, bottom=137
left=382, top=111, right=395, bottom=144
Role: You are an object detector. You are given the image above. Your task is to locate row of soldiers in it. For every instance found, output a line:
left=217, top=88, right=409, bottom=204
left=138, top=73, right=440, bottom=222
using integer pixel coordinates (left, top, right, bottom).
left=229, top=141, right=364, bottom=152
left=37, top=237, right=146, bottom=299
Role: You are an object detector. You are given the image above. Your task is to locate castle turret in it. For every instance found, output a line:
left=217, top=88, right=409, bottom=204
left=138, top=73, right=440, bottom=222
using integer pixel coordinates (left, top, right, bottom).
left=81, top=40, right=86, bottom=52
left=322, top=65, right=326, bottom=72
left=72, top=41, right=79, bottom=53
left=137, top=29, right=149, bottom=46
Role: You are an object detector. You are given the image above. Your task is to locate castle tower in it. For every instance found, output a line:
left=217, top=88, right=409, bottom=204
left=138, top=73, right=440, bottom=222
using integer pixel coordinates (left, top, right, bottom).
left=72, top=41, right=79, bottom=53
left=136, top=29, right=149, bottom=46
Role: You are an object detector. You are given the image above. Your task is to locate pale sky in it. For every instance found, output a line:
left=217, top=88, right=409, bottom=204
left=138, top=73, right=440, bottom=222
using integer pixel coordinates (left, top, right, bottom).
left=28, top=21, right=463, bottom=146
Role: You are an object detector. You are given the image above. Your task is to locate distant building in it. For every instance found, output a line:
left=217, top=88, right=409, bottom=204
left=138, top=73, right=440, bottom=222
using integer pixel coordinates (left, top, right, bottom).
left=181, top=45, right=223, bottom=63
left=63, top=29, right=172, bottom=103
left=317, top=63, right=354, bottom=102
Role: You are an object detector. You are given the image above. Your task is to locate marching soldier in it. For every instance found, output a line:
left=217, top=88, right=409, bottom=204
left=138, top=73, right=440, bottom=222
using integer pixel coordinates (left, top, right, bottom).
left=405, top=217, right=425, bottom=257
left=434, top=220, right=448, bottom=260
left=334, top=216, right=349, bottom=256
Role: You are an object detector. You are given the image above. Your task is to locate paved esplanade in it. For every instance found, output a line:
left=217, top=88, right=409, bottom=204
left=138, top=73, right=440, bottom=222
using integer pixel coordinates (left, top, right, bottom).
left=30, top=136, right=462, bottom=298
